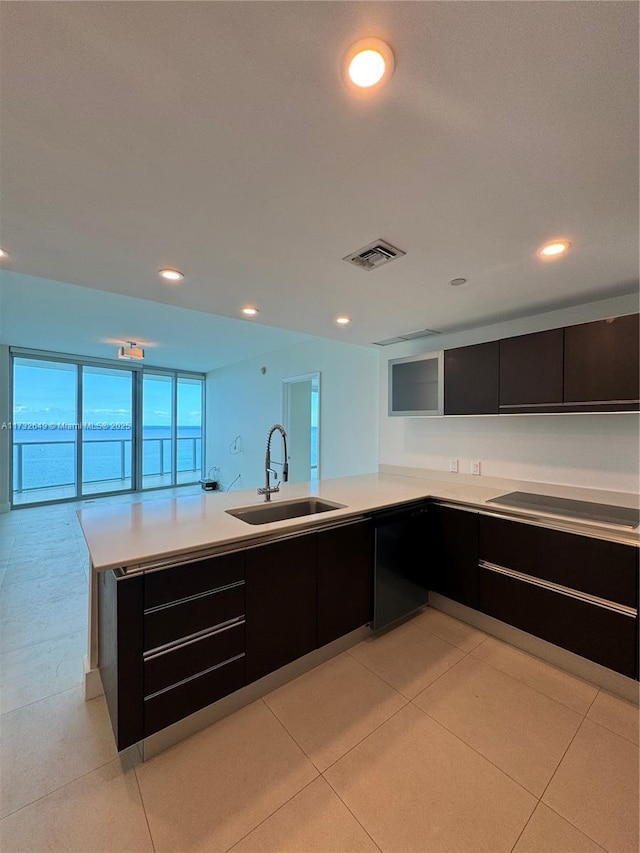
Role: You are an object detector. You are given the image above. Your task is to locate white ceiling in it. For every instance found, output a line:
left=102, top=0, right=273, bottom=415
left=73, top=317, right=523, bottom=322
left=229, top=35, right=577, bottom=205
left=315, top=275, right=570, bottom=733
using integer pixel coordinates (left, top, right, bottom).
left=0, top=272, right=315, bottom=372
left=0, top=1, right=638, bottom=353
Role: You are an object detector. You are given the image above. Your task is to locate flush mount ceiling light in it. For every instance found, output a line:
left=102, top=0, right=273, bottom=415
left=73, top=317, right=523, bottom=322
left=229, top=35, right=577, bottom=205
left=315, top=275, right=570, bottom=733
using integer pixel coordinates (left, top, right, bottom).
left=0, top=247, right=9, bottom=259
left=336, top=315, right=352, bottom=326
left=159, top=268, right=184, bottom=282
left=538, top=240, right=571, bottom=259
left=241, top=306, right=259, bottom=317
left=117, top=341, right=145, bottom=360
left=342, top=38, right=395, bottom=90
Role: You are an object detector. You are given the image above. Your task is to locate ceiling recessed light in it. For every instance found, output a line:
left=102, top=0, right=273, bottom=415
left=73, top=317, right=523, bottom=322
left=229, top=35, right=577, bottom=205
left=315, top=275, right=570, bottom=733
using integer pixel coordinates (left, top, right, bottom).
left=159, top=268, right=184, bottom=282
left=336, top=315, right=351, bottom=325
left=242, top=306, right=259, bottom=316
left=538, top=240, right=571, bottom=259
left=0, top=248, right=9, bottom=259
left=449, top=278, right=467, bottom=287
left=343, top=38, right=394, bottom=90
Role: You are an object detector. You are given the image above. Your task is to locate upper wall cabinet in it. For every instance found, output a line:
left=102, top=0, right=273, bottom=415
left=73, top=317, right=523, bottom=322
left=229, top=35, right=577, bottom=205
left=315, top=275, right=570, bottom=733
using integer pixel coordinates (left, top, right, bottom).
left=499, top=328, right=564, bottom=412
left=387, top=312, right=638, bottom=418
left=564, top=314, right=639, bottom=411
left=444, top=341, right=499, bottom=415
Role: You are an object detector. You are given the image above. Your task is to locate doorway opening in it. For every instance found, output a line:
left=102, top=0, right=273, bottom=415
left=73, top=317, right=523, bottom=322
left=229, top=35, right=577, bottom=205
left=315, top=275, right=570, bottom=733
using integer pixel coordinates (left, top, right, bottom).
left=282, top=372, right=320, bottom=483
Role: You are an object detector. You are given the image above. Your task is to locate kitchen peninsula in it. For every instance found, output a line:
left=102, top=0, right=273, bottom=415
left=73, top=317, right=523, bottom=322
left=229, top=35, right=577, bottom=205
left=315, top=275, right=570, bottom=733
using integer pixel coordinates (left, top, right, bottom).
left=79, top=468, right=640, bottom=755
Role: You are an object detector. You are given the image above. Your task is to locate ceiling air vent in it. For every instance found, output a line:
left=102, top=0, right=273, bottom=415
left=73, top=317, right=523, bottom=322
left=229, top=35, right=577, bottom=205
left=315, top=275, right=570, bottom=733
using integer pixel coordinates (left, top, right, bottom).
left=373, top=328, right=441, bottom=346
left=343, top=239, right=406, bottom=271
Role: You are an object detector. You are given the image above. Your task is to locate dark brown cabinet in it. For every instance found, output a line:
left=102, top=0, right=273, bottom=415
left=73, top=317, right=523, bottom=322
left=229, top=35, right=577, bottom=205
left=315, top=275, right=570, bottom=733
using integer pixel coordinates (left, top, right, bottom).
left=418, top=311, right=639, bottom=418
left=499, top=329, right=564, bottom=411
left=245, top=534, right=318, bottom=683
left=478, top=516, right=638, bottom=678
left=564, top=314, right=639, bottom=411
left=444, top=341, right=499, bottom=415
left=429, top=505, right=478, bottom=608
left=317, top=519, right=373, bottom=647
left=100, top=520, right=378, bottom=750
left=98, top=569, right=144, bottom=751
left=99, top=550, right=247, bottom=749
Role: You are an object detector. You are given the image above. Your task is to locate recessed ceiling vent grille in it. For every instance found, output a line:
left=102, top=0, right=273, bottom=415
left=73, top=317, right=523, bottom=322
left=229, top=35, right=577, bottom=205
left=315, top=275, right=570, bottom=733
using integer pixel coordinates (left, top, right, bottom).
left=373, top=328, right=441, bottom=346
left=343, top=239, right=406, bottom=271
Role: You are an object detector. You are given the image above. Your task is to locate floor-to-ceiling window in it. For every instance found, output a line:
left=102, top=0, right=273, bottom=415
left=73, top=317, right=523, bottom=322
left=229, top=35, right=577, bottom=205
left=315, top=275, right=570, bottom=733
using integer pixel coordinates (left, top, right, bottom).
left=11, top=351, right=204, bottom=506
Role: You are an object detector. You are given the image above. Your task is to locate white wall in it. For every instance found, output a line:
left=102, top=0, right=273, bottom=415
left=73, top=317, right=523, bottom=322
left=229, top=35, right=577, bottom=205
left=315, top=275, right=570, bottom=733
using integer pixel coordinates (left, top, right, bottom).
left=0, top=345, right=10, bottom=512
left=206, top=337, right=379, bottom=491
left=379, top=294, right=640, bottom=494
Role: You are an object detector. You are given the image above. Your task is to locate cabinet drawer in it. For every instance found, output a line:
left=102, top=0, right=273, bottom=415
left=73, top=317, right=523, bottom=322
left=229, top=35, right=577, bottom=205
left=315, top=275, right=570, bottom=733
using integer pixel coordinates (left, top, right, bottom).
left=479, top=516, right=637, bottom=607
left=144, top=582, right=245, bottom=651
left=144, top=551, right=245, bottom=609
left=144, top=655, right=246, bottom=737
left=144, top=619, right=245, bottom=696
left=479, top=565, right=637, bottom=678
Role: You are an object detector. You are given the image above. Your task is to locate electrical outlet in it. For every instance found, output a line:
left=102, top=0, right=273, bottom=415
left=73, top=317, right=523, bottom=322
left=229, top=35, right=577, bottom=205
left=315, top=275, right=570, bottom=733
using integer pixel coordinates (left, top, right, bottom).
left=471, top=460, right=481, bottom=475
left=449, top=458, right=458, bottom=473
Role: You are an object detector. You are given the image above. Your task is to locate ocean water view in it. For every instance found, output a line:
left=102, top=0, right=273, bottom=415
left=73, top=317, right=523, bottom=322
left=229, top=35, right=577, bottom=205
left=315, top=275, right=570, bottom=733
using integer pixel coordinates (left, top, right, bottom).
left=12, top=425, right=203, bottom=493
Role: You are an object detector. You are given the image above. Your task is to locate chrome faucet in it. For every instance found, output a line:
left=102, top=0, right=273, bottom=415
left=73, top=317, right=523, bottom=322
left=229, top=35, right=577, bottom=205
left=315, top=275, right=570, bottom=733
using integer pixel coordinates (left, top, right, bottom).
left=257, top=424, right=289, bottom=501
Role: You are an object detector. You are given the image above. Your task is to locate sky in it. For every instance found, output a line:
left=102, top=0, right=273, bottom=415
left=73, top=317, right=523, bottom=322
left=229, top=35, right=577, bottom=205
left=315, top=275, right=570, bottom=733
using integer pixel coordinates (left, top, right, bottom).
left=12, top=360, right=202, bottom=428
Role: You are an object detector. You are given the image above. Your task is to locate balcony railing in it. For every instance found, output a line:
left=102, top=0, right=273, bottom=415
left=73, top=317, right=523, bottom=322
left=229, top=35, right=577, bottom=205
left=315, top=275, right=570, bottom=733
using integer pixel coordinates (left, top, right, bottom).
left=13, top=436, right=202, bottom=496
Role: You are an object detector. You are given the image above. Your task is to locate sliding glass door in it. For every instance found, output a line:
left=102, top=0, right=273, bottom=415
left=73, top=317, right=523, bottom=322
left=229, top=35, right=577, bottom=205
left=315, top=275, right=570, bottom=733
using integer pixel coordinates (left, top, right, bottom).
left=11, top=352, right=204, bottom=506
left=12, top=358, right=79, bottom=504
left=177, top=377, right=203, bottom=484
left=142, top=372, right=174, bottom=490
left=81, top=366, right=134, bottom=495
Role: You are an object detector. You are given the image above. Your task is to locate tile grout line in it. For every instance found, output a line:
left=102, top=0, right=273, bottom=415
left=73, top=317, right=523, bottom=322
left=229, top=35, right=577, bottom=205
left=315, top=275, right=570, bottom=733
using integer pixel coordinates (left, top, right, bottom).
left=0, top=753, right=124, bottom=822
left=0, top=621, right=89, bottom=660
left=132, top=764, right=157, bottom=853
left=220, top=775, right=320, bottom=853
left=507, top=801, right=539, bottom=853
left=467, top=646, right=598, bottom=717
left=536, top=697, right=597, bottom=808
left=583, top=690, right=640, bottom=746
left=344, top=634, right=468, bottom=701
left=409, top=700, right=544, bottom=800
left=260, top=696, right=321, bottom=771
left=320, top=773, right=384, bottom=853
left=319, top=700, right=411, bottom=776
left=540, top=802, right=609, bottom=852
left=408, top=615, right=490, bottom=654
left=0, top=674, right=87, bottom=718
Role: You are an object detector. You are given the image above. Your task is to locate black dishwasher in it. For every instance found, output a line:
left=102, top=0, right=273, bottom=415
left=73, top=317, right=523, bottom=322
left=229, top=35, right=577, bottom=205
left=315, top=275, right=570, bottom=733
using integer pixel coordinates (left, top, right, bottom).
left=372, top=502, right=430, bottom=629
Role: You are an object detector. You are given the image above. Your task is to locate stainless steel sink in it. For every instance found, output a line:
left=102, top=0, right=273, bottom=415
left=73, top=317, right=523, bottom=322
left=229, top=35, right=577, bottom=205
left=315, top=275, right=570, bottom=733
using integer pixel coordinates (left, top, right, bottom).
left=226, top=497, right=346, bottom=525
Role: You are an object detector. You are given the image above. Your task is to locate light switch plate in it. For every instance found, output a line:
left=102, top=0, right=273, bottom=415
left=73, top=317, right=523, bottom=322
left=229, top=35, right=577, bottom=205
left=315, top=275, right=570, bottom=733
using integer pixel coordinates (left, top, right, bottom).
left=449, top=458, right=458, bottom=473
left=471, top=460, right=481, bottom=475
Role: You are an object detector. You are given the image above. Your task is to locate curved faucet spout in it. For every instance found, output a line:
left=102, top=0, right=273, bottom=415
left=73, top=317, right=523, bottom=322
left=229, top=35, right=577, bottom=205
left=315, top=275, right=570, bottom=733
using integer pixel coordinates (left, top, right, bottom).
left=258, top=424, right=289, bottom=501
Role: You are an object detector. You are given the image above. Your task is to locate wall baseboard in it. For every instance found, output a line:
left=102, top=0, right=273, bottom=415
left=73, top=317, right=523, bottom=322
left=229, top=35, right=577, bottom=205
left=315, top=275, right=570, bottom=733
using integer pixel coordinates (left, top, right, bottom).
left=141, top=624, right=371, bottom=761
left=83, top=657, right=105, bottom=700
left=429, top=593, right=639, bottom=705
left=0, top=503, right=9, bottom=515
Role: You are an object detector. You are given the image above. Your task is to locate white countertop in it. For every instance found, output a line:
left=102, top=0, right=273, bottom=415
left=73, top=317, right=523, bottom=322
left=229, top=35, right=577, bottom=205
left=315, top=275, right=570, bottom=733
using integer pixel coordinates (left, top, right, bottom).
left=78, top=469, right=640, bottom=572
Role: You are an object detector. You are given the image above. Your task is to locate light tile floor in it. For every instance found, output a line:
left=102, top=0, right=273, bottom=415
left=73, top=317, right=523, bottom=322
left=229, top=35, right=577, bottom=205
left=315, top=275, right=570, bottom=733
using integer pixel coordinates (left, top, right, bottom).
left=0, top=494, right=638, bottom=852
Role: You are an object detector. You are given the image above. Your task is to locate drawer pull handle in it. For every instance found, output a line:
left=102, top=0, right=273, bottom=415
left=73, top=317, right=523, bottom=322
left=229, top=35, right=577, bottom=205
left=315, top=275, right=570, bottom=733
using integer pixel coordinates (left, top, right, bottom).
left=479, top=560, right=637, bottom=617
left=144, top=617, right=245, bottom=659
left=144, top=652, right=245, bottom=701
left=144, top=580, right=245, bottom=615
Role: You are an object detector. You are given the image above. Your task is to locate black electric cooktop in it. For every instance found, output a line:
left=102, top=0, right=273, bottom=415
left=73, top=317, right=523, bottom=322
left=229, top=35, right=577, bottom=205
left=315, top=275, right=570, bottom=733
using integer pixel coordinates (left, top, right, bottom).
left=486, top=491, right=640, bottom=529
